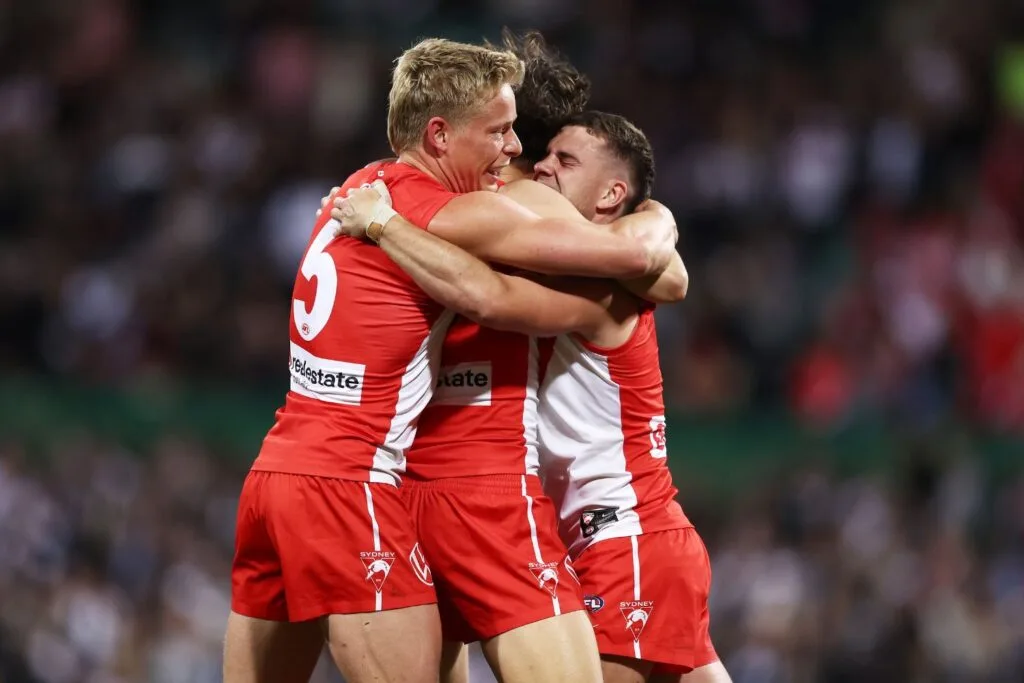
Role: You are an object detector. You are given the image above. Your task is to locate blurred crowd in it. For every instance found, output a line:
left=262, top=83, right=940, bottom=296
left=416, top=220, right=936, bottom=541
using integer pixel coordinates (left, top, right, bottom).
left=2, top=0, right=1024, bottom=431
left=1, top=435, right=1021, bottom=683
left=2, top=1, right=1024, bottom=682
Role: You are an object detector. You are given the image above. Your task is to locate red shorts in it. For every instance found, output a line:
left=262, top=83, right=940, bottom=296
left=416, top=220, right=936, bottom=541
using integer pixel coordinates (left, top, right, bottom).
left=231, top=471, right=436, bottom=622
left=573, top=528, right=718, bottom=674
left=402, top=474, right=584, bottom=642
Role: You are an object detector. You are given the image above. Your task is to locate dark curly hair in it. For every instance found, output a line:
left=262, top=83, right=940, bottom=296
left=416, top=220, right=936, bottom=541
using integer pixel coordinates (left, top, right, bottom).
left=486, top=29, right=591, bottom=169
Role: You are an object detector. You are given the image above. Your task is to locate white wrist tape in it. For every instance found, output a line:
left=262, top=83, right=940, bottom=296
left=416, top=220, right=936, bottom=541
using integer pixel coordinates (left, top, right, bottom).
left=366, top=202, right=397, bottom=242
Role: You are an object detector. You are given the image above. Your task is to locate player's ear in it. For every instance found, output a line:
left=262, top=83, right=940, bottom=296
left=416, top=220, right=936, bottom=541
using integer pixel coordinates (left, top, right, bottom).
left=424, top=117, right=451, bottom=156
left=596, top=179, right=628, bottom=214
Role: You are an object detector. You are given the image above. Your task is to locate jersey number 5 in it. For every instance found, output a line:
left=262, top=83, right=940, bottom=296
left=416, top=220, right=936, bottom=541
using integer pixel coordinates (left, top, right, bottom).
left=293, top=223, right=338, bottom=341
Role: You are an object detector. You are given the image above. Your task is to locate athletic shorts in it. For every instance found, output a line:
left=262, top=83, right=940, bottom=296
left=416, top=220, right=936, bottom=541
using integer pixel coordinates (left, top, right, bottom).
left=231, top=471, right=436, bottom=622
left=402, top=474, right=585, bottom=642
left=573, top=528, right=718, bottom=674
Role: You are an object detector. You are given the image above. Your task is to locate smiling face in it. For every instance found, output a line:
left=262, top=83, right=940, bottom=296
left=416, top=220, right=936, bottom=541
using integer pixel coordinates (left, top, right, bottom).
left=430, top=83, right=522, bottom=193
left=532, top=125, right=630, bottom=222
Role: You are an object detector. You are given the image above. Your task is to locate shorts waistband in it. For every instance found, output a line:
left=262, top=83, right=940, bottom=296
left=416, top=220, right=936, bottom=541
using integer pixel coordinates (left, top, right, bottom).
left=402, top=473, right=543, bottom=495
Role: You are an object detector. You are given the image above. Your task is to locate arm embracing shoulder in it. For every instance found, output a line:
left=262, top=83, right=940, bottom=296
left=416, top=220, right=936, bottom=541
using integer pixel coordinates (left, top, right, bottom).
left=428, top=190, right=654, bottom=278
left=374, top=216, right=612, bottom=337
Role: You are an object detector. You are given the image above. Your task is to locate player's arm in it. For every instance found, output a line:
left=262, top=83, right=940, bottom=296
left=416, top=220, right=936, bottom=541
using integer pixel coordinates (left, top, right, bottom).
left=620, top=251, right=688, bottom=303
left=421, top=185, right=677, bottom=279
left=334, top=185, right=610, bottom=337
left=498, top=180, right=687, bottom=303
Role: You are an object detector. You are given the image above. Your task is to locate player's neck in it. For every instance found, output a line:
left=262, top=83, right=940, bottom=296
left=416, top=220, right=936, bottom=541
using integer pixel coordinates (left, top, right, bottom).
left=500, top=163, right=531, bottom=183
left=396, top=152, right=436, bottom=180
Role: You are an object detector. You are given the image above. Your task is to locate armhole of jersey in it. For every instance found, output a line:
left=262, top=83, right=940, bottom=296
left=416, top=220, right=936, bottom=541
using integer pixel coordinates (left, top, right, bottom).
left=388, top=170, right=458, bottom=229
left=573, top=308, right=651, bottom=357
left=416, top=190, right=457, bottom=228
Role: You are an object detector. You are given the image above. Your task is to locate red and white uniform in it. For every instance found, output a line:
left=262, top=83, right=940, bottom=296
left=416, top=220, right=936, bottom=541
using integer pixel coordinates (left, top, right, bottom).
left=232, top=162, right=454, bottom=622
left=539, top=308, right=718, bottom=673
left=402, top=322, right=583, bottom=642
left=407, top=320, right=541, bottom=480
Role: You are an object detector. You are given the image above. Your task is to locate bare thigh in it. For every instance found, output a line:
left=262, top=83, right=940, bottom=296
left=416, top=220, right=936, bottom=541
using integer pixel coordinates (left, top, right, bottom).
left=601, top=655, right=654, bottom=683
left=480, top=611, right=602, bottom=683
left=653, top=661, right=733, bottom=683
left=440, top=640, right=469, bottom=683
left=324, top=603, right=441, bottom=683
left=223, top=610, right=324, bottom=683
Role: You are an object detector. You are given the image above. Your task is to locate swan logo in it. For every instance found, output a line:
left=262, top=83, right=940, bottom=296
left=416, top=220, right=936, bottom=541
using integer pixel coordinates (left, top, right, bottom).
left=360, top=551, right=396, bottom=592
left=528, top=562, right=560, bottom=597
left=619, top=601, right=655, bottom=641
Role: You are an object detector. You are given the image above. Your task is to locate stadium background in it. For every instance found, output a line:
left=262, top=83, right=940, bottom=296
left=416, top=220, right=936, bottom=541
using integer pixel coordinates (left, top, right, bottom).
left=1, top=0, right=1023, bottom=681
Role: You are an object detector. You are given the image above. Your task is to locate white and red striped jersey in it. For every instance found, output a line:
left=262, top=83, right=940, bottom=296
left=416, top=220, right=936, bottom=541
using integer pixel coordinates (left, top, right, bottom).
left=405, top=320, right=547, bottom=480
left=253, top=162, right=456, bottom=486
left=539, top=307, right=691, bottom=557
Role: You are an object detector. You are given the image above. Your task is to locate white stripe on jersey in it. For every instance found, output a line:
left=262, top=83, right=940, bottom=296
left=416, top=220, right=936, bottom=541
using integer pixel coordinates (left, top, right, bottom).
left=521, top=337, right=541, bottom=476
left=539, top=334, right=642, bottom=557
left=371, top=310, right=455, bottom=484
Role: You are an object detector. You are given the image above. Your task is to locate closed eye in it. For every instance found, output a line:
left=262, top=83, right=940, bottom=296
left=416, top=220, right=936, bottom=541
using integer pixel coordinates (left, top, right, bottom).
left=556, top=152, right=579, bottom=166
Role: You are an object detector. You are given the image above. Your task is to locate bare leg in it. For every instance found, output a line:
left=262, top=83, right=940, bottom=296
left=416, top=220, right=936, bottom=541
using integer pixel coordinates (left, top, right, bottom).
left=223, top=610, right=324, bottom=683
left=324, top=604, right=441, bottom=683
left=653, top=660, right=733, bottom=683
left=440, top=640, right=469, bottom=683
left=480, top=611, right=602, bottom=683
left=600, top=655, right=653, bottom=683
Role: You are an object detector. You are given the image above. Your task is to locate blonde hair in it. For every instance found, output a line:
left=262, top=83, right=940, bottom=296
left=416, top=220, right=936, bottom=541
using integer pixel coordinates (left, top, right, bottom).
left=387, top=38, right=525, bottom=154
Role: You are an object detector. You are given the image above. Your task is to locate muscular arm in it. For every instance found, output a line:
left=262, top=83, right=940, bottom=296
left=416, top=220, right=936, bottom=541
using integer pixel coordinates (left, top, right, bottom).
left=426, top=183, right=676, bottom=279
left=498, top=179, right=687, bottom=303
left=621, top=251, right=688, bottom=303
left=370, top=216, right=612, bottom=337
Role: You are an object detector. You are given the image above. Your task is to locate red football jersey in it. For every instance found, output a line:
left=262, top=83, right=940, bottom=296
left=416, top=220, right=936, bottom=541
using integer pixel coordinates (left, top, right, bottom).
left=253, top=162, right=457, bottom=485
left=406, top=321, right=543, bottom=480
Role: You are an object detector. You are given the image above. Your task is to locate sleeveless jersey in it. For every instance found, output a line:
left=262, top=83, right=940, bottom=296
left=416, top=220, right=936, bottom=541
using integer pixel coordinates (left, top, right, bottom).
left=404, top=319, right=547, bottom=480
left=538, top=308, right=690, bottom=556
left=253, top=162, right=456, bottom=485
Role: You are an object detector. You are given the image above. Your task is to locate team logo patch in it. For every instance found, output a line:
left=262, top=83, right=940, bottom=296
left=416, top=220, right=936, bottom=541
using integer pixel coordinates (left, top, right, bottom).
left=528, top=562, right=560, bottom=597
left=619, top=601, right=654, bottom=641
left=409, top=543, right=433, bottom=587
left=584, top=595, right=605, bottom=614
left=649, top=416, right=667, bottom=458
left=360, top=551, right=396, bottom=593
left=579, top=507, right=618, bottom=538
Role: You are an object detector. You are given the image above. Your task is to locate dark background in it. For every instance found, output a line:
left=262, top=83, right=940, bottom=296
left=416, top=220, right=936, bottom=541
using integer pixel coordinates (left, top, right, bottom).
left=0, top=1, right=1022, bottom=681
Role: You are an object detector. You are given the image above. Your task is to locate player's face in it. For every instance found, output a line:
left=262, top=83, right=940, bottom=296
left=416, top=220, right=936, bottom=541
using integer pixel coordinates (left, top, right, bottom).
left=444, top=84, right=522, bottom=193
left=533, top=126, right=621, bottom=221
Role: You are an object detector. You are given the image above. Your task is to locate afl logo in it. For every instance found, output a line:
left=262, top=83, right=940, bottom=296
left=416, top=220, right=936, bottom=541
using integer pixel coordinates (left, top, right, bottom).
left=583, top=595, right=605, bottom=613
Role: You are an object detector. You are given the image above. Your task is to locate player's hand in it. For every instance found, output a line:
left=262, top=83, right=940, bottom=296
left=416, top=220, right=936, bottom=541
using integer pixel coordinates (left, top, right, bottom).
left=332, top=180, right=394, bottom=240
left=315, top=187, right=341, bottom=218
left=636, top=199, right=678, bottom=242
